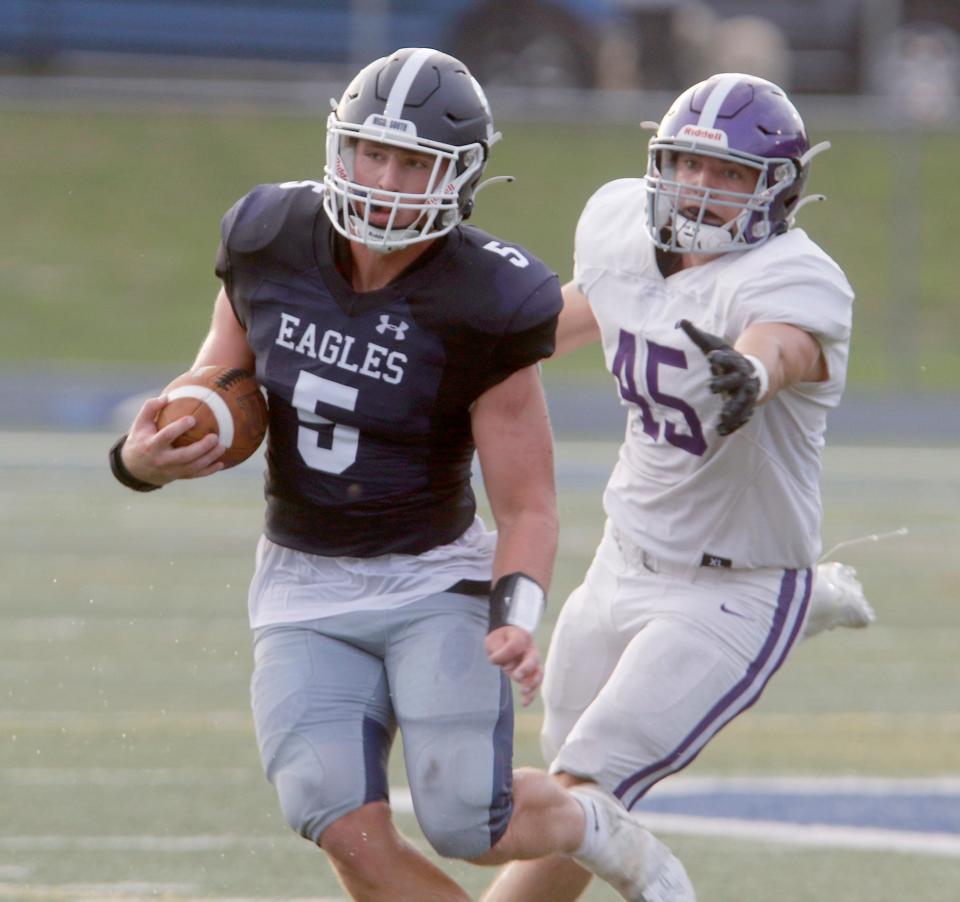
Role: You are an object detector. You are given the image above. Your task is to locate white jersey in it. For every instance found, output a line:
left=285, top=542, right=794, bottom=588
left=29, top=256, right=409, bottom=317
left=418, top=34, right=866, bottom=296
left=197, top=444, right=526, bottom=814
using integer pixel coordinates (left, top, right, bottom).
left=575, top=179, right=853, bottom=569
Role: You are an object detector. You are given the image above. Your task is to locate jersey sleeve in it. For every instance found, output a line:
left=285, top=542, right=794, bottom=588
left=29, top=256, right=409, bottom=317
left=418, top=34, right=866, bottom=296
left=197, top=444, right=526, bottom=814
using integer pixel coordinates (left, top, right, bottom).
left=498, top=272, right=562, bottom=365
left=573, top=179, right=650, bottom=295
left=449, top=228, right=563, bottom=400
left=214, top=199, right=244, bottom=324
left=726, top=234, right=854, bottom=406
left=471, top=272, right=561, bottom=398
left=215, top=182, right=323, bottom=327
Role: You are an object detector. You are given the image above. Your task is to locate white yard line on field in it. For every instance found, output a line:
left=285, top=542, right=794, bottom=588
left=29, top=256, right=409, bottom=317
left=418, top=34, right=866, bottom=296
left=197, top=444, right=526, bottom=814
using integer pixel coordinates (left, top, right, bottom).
left=0, top=867, right=31, bottom=879
left=644, top=774, right=960, bottom=795
left=1, top=767, right=252, bottom=786
left=5, top=769, right=960, bottom=795
left=2, top=820, right=957, bottom=860
left=2, top=778, right=958, bottom=858
left=639, top=812, right=960, bottom=857
left=0, top=885, right=196, bottom=898
left=5, top=709, right=960, bottom=733
left=0, top=886, right=343, bottom=902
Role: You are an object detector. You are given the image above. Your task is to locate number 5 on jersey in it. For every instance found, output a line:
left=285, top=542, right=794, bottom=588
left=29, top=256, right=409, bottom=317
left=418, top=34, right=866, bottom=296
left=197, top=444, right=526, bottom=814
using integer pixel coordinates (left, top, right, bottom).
left=483, top=240, right=529, bottom=268
left=293, top=371, right=359, bottom=473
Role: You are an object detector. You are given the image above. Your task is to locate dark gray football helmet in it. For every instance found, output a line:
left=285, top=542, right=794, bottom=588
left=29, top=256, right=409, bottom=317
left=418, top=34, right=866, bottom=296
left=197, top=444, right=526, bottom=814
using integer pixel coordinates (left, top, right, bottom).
left=324, top=47, right=499, bottom=252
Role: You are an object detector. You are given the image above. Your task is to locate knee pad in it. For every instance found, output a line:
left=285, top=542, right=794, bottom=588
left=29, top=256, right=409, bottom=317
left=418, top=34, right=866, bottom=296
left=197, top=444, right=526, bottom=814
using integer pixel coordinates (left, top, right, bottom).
left=275, top=773, right=325, bottom=843
left=408, top=732, right=513, bottom=860
left=268, top=734, right=330, bottom=843
left=417, top=806, right=512, bottom=860
left=267, top=731, right=389, bottom=845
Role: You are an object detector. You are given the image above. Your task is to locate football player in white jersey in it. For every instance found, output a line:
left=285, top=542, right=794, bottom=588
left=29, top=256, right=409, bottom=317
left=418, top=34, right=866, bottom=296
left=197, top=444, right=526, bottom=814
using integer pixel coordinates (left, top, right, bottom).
left=482, top=72, right=872, bottom=902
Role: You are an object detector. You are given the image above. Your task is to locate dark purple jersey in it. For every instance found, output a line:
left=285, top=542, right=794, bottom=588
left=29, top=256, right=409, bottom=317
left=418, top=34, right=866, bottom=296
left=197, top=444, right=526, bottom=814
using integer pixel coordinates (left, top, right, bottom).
left=216, top=182, right=560, bottom=557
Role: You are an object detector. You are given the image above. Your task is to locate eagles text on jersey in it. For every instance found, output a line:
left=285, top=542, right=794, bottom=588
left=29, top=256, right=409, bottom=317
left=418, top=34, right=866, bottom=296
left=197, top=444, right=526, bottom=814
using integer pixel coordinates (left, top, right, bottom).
left=216, top=182, right=561, bottom=557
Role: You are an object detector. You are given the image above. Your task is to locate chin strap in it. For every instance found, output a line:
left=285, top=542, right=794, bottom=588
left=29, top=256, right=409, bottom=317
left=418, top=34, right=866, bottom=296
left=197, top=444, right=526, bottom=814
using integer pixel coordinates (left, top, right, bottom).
left=347, top=215, right=421, bottom=254
left=673, top=211, right=741, bottom=252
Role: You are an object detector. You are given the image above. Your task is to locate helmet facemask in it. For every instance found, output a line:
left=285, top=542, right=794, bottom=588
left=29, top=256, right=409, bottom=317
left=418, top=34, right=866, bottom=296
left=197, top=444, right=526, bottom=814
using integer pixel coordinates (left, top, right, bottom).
left=645, top=141, right=801, bottom=255
left=323, top=113, right=487, bottom=254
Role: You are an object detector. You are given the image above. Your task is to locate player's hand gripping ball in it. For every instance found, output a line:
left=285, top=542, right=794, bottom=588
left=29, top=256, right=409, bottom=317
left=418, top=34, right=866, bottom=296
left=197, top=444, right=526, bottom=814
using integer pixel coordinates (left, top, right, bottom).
left=155, top=366, right=268, bottom=469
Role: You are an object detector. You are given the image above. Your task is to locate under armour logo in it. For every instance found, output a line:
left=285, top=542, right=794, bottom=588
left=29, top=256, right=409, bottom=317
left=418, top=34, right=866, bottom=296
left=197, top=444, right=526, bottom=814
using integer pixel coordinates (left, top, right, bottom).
left=375, top=315, right=409, bottom=340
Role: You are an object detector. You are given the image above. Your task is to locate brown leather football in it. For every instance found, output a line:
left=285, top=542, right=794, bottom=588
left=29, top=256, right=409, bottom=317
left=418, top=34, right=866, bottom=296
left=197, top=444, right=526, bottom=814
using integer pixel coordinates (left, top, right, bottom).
left=155, top=365, right=268, bottom=469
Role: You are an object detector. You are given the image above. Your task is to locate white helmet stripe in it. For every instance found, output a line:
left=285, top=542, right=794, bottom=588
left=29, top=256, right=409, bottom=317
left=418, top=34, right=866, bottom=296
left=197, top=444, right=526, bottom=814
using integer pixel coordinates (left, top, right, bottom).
left=696, top=73, right=743, bottom=130
left=383, top=47, right=435, bottom=120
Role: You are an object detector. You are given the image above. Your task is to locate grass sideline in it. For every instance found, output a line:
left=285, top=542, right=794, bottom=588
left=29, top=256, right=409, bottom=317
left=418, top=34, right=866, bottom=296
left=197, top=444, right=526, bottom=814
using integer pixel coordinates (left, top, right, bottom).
left=2, top=435, right=959, bottom=900
left=1, top=108, right=957, bottom=389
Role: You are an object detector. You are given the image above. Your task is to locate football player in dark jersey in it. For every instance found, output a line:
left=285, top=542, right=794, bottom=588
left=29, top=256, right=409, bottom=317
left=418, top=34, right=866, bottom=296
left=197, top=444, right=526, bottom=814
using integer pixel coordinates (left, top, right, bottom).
left=109, top=48, right=673, bottom=902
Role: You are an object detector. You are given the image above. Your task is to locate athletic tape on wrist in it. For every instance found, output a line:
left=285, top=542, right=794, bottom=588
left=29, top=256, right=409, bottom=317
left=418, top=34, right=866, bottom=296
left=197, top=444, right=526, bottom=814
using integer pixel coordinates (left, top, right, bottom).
left=743, top=355, right=770, bottom=399
left=488, top=572, right=546, bottom=634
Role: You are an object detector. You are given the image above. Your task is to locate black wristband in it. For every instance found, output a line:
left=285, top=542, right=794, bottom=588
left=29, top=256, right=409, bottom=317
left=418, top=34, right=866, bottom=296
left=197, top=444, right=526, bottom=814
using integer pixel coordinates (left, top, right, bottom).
left=488, top=572, right=546, bottom=634
left=108, top=434, right=162, bottom=492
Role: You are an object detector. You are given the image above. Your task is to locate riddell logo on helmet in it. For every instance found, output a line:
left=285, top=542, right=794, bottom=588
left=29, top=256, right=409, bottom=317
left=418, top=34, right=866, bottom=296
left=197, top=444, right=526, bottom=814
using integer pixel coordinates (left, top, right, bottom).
left=678, top=125, right=728, bottom=146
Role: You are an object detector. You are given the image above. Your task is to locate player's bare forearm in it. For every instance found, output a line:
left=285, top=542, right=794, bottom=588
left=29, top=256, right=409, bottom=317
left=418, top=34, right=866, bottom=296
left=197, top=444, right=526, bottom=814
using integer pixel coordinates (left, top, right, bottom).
left=734, top=321, right=826, bottom=397
left=472, top=366, right=558, bottom=590
left=484, top=506, right=554, bottom=705
left=193, top=288, right=256, bottom=370
left=473, top=366, right=557, bottom=703
left=489, top=509, right=558, bottom=592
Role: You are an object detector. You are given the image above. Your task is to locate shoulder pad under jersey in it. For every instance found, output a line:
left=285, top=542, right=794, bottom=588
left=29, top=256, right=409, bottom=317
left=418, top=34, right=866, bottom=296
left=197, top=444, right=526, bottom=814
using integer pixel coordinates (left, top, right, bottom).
left=575, top=178, right=656, bottom=282
left=454, top=225, right=561, bottom=333
left=722, top=229, right=854, bottom=343
left=220, top=181, right=325, bottom=257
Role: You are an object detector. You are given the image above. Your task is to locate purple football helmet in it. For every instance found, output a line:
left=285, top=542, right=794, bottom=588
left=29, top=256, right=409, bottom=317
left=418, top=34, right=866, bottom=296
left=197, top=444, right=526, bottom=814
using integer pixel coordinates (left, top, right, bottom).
left=644, top=73, right=820, bottom=254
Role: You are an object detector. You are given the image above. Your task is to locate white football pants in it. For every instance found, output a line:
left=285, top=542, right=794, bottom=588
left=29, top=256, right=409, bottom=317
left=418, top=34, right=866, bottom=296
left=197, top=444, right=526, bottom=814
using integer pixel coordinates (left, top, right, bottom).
left=541, top=521, right=811, bottom=810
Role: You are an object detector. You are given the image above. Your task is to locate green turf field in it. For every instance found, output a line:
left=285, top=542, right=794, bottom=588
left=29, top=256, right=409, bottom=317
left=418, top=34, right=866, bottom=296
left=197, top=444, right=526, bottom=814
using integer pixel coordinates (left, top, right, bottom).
left=1, top=108, right=957, bottom=389
left=2, top=435, right=959, bottom=901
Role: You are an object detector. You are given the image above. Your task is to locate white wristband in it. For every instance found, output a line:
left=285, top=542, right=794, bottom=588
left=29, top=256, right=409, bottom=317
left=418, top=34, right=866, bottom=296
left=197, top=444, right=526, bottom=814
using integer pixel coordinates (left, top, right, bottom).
left=743, top=355, right=770, bottom=400
left=489, top=573, right=546, bottom=634
left=506, top=577, right=546, bottom=633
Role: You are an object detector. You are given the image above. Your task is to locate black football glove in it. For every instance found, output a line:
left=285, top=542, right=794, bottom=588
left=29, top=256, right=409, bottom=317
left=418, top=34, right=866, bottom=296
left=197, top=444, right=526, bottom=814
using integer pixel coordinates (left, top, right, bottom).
left=676, top=319, right=761, bottom=436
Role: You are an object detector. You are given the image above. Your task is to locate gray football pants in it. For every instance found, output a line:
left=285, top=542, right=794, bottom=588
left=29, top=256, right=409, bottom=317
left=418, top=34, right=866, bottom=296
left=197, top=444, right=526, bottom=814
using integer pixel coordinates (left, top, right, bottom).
left=250, top=589, right=514, bottom=859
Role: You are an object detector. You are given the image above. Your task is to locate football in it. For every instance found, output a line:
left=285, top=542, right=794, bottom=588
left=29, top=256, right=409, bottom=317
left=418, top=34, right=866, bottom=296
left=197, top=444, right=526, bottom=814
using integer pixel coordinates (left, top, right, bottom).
left=155, top=365, right=268, bottom=469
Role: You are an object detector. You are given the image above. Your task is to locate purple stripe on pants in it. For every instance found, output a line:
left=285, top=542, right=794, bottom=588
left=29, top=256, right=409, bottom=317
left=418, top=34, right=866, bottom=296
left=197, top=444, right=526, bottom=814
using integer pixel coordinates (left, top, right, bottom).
left=616, top=568, right=813, bottom=810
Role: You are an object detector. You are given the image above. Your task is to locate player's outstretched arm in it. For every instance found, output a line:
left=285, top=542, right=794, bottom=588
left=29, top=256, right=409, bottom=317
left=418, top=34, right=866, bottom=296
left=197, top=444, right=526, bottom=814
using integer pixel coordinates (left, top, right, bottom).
left=733, top=321, right=827, bottom=391
left=678, top=319, right=826, bottom=435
